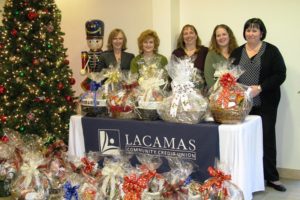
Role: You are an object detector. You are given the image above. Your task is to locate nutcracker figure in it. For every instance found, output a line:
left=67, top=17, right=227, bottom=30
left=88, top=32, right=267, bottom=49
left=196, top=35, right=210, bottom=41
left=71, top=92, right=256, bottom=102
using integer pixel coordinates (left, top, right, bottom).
left=80, top=19, right=106, bottom=91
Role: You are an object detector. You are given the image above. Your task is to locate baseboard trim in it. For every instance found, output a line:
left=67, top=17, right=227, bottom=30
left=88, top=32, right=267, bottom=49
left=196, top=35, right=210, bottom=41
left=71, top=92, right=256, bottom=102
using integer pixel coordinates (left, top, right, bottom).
left=278, top=168, right=300, bottom=180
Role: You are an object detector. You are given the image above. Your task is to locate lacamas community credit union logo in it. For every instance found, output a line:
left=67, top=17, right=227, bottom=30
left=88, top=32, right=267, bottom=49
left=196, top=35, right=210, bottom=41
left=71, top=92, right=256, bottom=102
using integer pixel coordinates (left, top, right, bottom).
left=98, top=129, right=121, bottom=155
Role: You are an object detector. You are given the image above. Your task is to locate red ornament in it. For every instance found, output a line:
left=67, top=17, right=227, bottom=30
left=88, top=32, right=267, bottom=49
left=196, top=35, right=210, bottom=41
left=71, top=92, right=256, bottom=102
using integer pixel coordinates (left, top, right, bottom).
left=0, top=115, right=7, bottom=123
left=57, top=82, right=64, bottom=90
left=11, top=29, right=18, bottom=37
left=0, top=85, right=6, bottom=95
left=32, top=58, right=40, bottom=65
left=28, top=11, right=38, bottom=20
left=65, top=95, right=73, bottom=102
left=43, top=9, right=49, bottom=14
left=45, top=97, right=52, bottom=103
left=0, top=43, right=4, bottom=49
left=0, top=135, right=9, bottom=143
left=69, top=78, right=76, bottom=85
left=64, top=59, right=70, bottom=65
left=47, top=24, right=54, bottom=32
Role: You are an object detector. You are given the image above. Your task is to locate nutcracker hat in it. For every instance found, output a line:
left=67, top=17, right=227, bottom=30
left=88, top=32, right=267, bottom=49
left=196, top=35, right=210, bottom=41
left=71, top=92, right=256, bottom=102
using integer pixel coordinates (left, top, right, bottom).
left=85, top=19, right=104, bottom=39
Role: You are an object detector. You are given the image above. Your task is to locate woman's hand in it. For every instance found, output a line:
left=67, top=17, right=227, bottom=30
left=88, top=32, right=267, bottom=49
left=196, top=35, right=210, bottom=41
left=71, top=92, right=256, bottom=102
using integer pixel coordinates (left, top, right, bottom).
left=250, top=85, right=262, bottom=98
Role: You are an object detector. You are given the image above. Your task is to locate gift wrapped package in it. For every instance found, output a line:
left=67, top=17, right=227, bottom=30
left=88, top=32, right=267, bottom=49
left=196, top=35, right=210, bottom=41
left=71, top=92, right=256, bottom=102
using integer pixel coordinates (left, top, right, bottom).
left=209, top=61, right=252, bottom=124
left=157, top=56, right=208, bottom=124
left=80, top=71, right=109, bottom=117
left=10, top=152, right=49, bottom=199
left=135, top=154, right=164, bottom=200
left=135, top=66, right=167, bottom=121
left=105, top=70, right=138, bottom=119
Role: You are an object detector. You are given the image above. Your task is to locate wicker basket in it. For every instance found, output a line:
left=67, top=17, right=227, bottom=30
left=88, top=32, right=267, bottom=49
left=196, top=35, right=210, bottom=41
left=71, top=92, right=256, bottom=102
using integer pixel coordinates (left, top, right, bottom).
left=81, top=105, right=108, bottom=117
left=135, top=108, right=159, bottom=121
left=110, top=110, right=136, bottom=119
left=209, top=102, right=251, bottom=124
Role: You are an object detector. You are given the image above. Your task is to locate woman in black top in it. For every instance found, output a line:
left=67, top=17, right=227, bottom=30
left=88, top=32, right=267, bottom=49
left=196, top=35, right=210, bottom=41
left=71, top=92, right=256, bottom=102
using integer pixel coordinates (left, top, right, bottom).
left=101, top=28, right=134, bottom=70
left=230, top=18, right=286, bottom=192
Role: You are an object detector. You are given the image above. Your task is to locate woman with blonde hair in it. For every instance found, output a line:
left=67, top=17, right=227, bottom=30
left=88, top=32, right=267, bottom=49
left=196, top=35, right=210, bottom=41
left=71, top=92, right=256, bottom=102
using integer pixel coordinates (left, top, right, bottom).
left=101, top=28, right=134, bottom=70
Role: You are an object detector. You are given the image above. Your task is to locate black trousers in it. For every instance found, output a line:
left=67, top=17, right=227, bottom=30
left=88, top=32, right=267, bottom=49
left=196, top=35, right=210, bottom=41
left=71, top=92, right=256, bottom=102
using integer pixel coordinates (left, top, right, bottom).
left=250, top=106, right=279, bottom=181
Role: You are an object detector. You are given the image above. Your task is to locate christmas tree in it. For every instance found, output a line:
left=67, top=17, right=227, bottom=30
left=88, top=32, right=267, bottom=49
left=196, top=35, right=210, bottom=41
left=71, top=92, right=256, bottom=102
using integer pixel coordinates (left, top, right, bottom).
left=0, top=0, right=76, bottom=141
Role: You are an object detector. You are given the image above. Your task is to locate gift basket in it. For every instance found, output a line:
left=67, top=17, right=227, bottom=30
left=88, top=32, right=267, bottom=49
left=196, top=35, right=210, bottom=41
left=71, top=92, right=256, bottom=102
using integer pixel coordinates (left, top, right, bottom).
left=107, top=72, right=138, bottom=119
left=209, top=61, right=252, bottom=124
left=161, top=158, right=194, bottom=200
left=98, top=154, right=132, bottom=200
left=10, top=152, right=49, bottom=199
left=134, top=154, right=164, bottom=200
left=135, top=64, right=167, bottom=121
left=198, top=166, right=244, bottom=200
left=157, top=56, right=208, bottom=124
left=0, top=136, right=17, bottom=197
left=80, top=71, right=109, bottom=117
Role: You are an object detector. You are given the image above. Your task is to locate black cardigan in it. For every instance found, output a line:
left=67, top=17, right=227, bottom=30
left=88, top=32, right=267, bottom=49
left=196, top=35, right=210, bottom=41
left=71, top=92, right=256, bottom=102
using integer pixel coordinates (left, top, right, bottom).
left=230, top=42, right=286, bottom=111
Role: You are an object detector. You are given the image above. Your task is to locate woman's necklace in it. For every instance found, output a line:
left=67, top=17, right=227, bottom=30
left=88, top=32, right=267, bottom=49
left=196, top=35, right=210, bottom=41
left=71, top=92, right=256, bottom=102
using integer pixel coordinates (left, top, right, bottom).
left=246, top=42, right=262, bottom=57
left=184, top=47, right=196, bottom=57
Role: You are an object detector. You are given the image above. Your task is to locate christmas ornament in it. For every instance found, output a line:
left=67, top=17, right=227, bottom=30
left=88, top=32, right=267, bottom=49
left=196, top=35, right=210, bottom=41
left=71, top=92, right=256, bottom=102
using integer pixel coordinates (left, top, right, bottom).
left=32, top=58, right=40, bottom=65
left=57, top=82, right=64, bottom=90
left=11, top=29, right=18, bottom=37
left=0, top=85, right=6, bottom=94
left=19, top=126, right=25, bottom=132
left=0, top=115, right=7, bottom=123
left=69, top=78, right=76, bottom=85
left=47, top=24, right=54, bottom=32
left=19, top=71, right=25, bottom=77
left=65, top=96, right=72, bottom=102
left=45, top=97, right=51, bottom=103
left=26, top=113, right=35, bottom=121
left=27, top=11, right=38, bottom=20
left=34, top=97, right=41, bottom=102
left=64, top=59, right=70, bottom=65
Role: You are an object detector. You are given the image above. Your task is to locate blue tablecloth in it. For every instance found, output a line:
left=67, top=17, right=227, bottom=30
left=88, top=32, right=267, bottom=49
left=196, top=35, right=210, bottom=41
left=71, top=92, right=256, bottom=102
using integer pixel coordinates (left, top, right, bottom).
left=81, top=116, right=219, bottom=182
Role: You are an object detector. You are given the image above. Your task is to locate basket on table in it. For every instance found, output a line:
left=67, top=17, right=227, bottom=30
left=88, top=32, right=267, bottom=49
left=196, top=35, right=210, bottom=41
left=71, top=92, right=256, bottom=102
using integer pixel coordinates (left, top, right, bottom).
left=209, top=73, right=252, bottom=124
left=81, top=98, right=108, bottom=117
left=135, top=101, right=160, bottom=120
left=209, top=100, right=251, bottom=124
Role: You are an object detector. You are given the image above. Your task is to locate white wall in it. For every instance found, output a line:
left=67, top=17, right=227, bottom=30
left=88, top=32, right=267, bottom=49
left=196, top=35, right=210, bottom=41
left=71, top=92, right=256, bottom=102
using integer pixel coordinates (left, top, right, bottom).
left=178, top=0, right=300, bottom=171
left=1, top=0, right=299, bottom=172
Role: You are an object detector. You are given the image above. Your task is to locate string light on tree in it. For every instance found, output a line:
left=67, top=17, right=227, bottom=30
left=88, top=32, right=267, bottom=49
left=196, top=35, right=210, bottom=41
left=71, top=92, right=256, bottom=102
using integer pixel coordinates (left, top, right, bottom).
left=0, top=0, right=76, bottom=141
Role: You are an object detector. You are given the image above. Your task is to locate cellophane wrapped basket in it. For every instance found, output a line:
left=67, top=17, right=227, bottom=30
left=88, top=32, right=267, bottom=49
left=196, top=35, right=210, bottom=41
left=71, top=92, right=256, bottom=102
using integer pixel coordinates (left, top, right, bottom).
left=80, top=71, right=109, bottom=117
left=209, top=61, right=252, bottom=124
left=135, top=64, right=167, bottom=121
left=157, top=56, right=208, bottom=124
left=107, top=71, right=139, bottom=119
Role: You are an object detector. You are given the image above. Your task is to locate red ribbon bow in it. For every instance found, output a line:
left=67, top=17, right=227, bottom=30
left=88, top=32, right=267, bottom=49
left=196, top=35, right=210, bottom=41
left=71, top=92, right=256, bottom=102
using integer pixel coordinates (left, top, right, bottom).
left=81, top=157, right=96, bottom=174
left=219, top=73, right=237, bottom=88
left=123, top=174, right=148, bottom=200
left=199, top=166, right=231, bottom=200
left=162, top=180, right=188, bottom=200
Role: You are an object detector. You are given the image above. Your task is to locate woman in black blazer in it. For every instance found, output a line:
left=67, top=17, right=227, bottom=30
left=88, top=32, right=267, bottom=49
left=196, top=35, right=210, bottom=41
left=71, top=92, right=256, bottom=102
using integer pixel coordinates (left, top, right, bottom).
left=101, top=28, right=134, bottom=70
left=230, top=18, right=286, bottom=192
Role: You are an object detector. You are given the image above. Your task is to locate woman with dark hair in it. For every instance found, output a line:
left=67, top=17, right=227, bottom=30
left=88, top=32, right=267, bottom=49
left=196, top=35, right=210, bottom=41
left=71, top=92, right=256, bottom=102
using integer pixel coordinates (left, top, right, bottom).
left=101, top=28, right=134, bottom=70
left=204, top=24, right=238, bottom=88
left=230, top=18, right=287, bottom=192
left=172, top=24, right=209, bottom=92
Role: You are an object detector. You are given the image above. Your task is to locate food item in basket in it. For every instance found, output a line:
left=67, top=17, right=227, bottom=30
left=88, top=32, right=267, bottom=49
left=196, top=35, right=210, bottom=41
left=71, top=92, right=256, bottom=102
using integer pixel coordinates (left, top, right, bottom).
left=209, top=72, right=252, bottom=124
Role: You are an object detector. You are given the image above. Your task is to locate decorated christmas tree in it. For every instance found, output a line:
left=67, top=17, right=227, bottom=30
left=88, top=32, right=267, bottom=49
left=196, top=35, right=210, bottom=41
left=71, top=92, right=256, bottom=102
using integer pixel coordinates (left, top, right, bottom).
left=0, top=0, right=76, bottom=141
